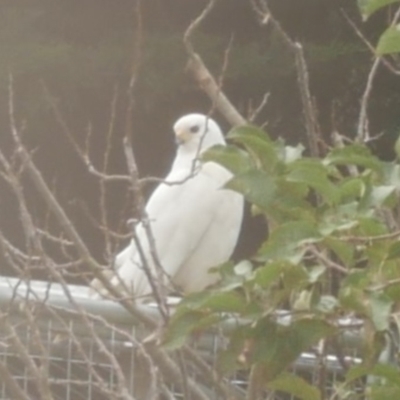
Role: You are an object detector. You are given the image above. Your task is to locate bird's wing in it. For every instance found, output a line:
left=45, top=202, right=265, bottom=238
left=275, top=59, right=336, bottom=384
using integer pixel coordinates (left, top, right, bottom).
left=113, top=162, right=237, bottom=299
left=173, top=182, right=243, bottom=293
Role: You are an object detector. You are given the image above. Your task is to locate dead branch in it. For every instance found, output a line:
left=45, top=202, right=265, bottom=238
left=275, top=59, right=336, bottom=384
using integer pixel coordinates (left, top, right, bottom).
left=248, top=92, right=270, bottom=123
left=2, top=317, right=54, bottom=400
left=5, top=14, right=218, bottom=400
left=184, top=0, right=247, bottom=127
left=0, top=361, right=32, bottom=400
left=307, top=246, right=349, bottom=275
left=122, top=137, right=171, bottom=319
left=101, top=84, right=120, bottom=259
left=255, top=2, right=321, bottom=156
left=356, top=5, right=400, bottom=142
left=144, top=342, right=210, bottom=400
left=246, top=363, right=264, bottom=400
left=342, top=10, right=400, bottom=76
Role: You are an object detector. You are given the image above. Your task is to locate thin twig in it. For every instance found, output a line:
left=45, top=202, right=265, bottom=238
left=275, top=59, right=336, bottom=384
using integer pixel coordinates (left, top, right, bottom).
left=340, top=230, right=400, bottom=243
left=248, top=92, right=270, bottom=123
left=101, top=84, right=119, bottom=259
left=307, top=246, right=349, bottom=275
left=357, top=57, right=380, bottom=142
left=9, top=74, right=159, bottom=329
left=122, top=137, right=170, bottom=320
left=293, top=42, right=320, bottom=157
left=342, top=10, right=400, bottom=76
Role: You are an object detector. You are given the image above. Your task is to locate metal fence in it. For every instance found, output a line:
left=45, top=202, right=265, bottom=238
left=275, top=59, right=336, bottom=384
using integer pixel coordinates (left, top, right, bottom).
left=0, top=276, right=369, bottom=400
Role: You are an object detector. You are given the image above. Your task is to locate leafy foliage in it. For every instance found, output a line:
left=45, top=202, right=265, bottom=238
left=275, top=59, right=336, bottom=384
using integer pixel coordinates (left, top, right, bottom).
left=164, top=123, right=400, bottom=398
left=376, top=25, right=400, bottom=55
left=2, top=1, right=400, bottom=398
left=358, top=0, right=400, bottom=19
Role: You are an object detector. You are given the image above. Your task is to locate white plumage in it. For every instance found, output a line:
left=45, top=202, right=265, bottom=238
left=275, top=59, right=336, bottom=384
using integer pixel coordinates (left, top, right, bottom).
left=106, top=114, right=243, bottom=300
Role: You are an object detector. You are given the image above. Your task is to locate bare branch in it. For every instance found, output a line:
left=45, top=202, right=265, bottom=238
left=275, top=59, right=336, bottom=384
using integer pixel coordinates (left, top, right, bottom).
left=2, top=317, right=55, bottom=400
left=184, top=0, right=247, bottom=127
left=356, top=5, right=400, bottom=142
left=0, top=361, right=31, bottom=400
left=293, top=42, right=320, bottom=156
left=123, top=136, right=170, bottom=320
left=357, top=57, right=380, bottom=142
left=101, top=84, right=120, bottom=258
left=255, top=3, right=321, bottom=156
left=246, top=363, right=264, bottom=400
left=143, top=342, right=210, bottom=400
left=307, top=246, right=349, bottom=275
left=342, top=10, right=400, bottom=76
left=248, top=92, right=270, bottom=123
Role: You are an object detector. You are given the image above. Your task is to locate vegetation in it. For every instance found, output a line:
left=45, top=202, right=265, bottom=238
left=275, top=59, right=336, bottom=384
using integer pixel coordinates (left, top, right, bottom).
left=162, top=1, right=400, bottom=398
left=1, top=0, right=400, bottom=399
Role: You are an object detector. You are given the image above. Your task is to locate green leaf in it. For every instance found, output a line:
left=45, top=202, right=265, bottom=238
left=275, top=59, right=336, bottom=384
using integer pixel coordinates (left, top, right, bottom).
left=340, top=286, right=368, bottom=315
left=217, top=325, right=249, bottom=373
left=358, top=0, right=400, bottom=19
left=343, top=270, right=370, bottom=289
left=368, top=292, right=393, bottom=331
left=178, top=290, right=247, bottom=313
left=197, top=291, right=248, bottom=313
left=376, top=25, right=400, bottom=55
left=258, top=220, right=322, bottom=263
left=253, top=261, right=308, bottom=288
left=228, top=124, right=272, bottom=143
left=287, top=159, right=338, bottom=204
left=382, top=162, right=400, bottom=189
left=357, top=216, right=388, bottom=237
left=339, top=177, right=365, bottom=203
left=395, top=136, right=400, bottom=159
left=347, top=363, right=400, bottom=386
left=319, top=202, right=360, bottom=236
left=325, top=237, right=354, bottom=267
left=251, top=317, right=335, bottom=380
left=307, top=265, right=326, bottom=283
left=325, top=144, right=382, bottom=172
left=385, top=281, right=400, bottom=301
left=226, top=169, right=277, bottom=211
left=267, top=372, right=321, bottom=400
left=253, top=262, right=286, bottom=287
left=163, top=283, right=250, bottom=350
left=210, top=261, right=250, bottom=292
left=372, top=364, right=400, bottom=386
left=387, top=241, right=400, bottom=260
left=369, top=386, right=400, bottom=400
left=266, top=179, right=315, bottom=223
left=362, top=185, right=396, bottom=208
left=293, top=289, right=314, bottom=311
left=202, top=144, right=252, bottom=174
left=227, top=125, right=279, bottom=172
left=162, top=310, right=221, bottom=350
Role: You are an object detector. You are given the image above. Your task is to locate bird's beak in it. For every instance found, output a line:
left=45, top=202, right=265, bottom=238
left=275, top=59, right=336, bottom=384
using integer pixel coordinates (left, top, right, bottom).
left=175, top=129, right=189, bottom=145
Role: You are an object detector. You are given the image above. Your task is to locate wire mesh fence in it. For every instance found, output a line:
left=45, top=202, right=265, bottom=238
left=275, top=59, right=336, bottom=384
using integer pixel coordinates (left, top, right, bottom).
left=0, top=276, right=372, bottom=400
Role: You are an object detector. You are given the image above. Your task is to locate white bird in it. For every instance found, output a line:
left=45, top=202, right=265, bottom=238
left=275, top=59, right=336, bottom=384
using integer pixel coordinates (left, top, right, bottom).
left=100, top=114, right=243, bottom=301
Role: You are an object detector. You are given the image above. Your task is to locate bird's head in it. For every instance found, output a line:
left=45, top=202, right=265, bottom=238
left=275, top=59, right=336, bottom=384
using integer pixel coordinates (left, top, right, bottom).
left=173, top=114, right=225, bottom=154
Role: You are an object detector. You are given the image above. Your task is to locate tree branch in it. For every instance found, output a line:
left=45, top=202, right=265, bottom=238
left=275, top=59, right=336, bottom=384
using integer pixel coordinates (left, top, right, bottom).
left=184, top=0, right=247, bottom=127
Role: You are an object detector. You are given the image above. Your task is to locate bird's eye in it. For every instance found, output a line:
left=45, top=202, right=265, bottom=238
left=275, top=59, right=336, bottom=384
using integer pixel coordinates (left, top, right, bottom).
left=189, top=125, right=200, bottom=134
